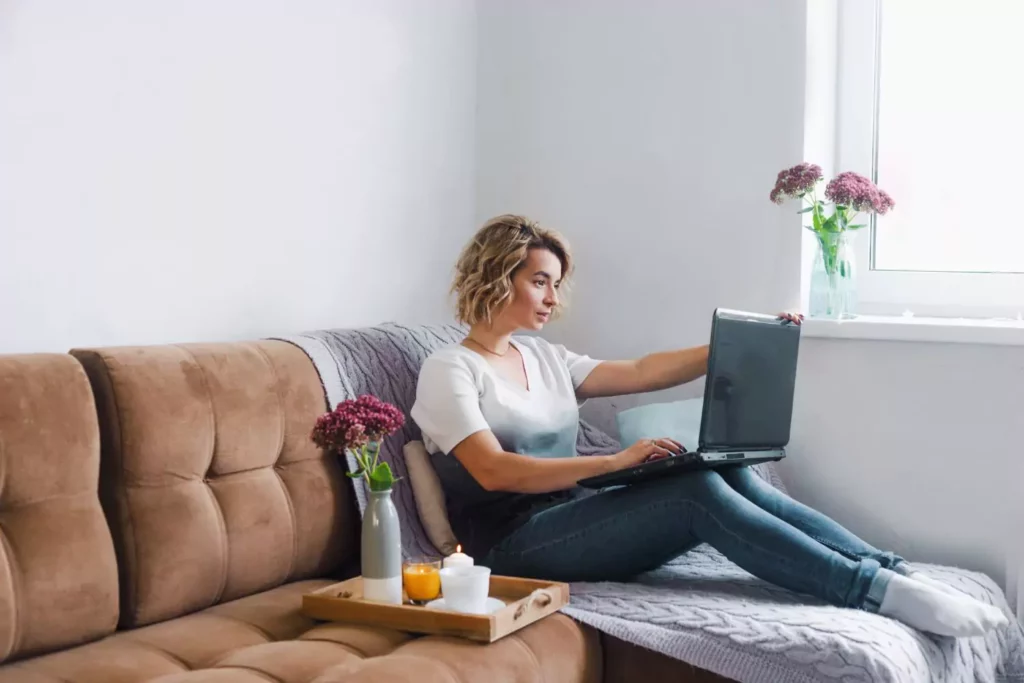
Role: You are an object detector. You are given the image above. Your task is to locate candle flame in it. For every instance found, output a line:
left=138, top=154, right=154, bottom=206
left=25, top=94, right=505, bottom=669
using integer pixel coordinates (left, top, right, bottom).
left=456, top=544, right=462, bottom=553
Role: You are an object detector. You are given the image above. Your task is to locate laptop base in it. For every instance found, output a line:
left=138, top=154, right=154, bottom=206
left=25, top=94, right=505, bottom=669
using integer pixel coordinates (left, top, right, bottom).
left=576, top=450, right=785, bottom=490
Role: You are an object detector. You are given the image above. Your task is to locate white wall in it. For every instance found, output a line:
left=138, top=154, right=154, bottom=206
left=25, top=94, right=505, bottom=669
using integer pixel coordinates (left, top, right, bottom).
left=477, top=0, right=806, bottom=405
left=788, top=338, right=1020, bottom=590
left=0, top=0, right=475, bottom=354
left=476, top=0, right=1017, bottom=589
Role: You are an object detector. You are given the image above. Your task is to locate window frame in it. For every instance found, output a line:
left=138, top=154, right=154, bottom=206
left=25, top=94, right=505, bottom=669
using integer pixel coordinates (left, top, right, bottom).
left=836, top=0, right=1024, bottom=319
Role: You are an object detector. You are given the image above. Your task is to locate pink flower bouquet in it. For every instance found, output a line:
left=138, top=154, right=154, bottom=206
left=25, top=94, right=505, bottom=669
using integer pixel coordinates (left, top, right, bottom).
left=770, top=164, right=897, bottom=318
left=310, top=394, right=405, bottom=491
left=770, top=163, right=895, bottom=236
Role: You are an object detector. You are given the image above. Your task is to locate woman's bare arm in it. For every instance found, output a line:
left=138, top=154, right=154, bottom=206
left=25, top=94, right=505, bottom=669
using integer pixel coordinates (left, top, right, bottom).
left=575, top=345, right=710, bottom=399
left=575, top=312, right=803, bottom=399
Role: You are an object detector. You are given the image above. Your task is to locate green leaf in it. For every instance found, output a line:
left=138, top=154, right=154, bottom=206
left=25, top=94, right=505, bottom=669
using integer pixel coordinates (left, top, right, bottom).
left=798, top=206, right=815, bottom=214
left=368, top=461, right=395, bottom=491
left=811, top=208, right=822, bottom=232
left=345, top=468, right=365, bottom=479
left=848, top=223, right=868, bottom=230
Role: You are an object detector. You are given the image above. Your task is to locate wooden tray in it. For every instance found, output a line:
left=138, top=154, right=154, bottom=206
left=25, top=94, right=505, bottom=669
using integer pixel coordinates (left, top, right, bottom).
left=302, top=575, right=569, bottom=643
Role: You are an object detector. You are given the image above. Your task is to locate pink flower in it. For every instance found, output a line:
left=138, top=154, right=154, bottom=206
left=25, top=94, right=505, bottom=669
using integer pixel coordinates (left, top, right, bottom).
left=770, top=163, right=823, bottom=204
left=824, top=171, right=893, bottom=214
left=876, top=189, right=895, bottom=215
left=344, top=423, right=368, bottom=449
left=310, top=394, right=405, bottom=454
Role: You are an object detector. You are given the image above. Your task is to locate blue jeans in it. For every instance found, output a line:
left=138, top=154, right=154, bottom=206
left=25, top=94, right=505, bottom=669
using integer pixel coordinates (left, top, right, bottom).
left=483, top=466, right=906, bottom=611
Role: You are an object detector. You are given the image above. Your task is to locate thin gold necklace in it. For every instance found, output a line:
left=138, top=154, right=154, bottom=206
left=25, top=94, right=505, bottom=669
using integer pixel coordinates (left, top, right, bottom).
left=465, top=336, right=510, bottom=357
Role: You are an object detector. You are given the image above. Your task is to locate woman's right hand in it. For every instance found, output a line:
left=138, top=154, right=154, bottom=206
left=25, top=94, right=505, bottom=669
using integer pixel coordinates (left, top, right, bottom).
left=610, top=438, right=684, bottom=471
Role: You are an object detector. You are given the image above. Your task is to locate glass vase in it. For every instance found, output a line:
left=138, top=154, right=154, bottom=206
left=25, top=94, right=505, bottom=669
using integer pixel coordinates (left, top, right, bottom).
left=809, top=231, right=857, bottom=319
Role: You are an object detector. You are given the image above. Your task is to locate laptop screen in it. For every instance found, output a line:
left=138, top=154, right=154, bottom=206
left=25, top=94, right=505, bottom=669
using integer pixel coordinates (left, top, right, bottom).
left=699, top=310, right=801, bottom=450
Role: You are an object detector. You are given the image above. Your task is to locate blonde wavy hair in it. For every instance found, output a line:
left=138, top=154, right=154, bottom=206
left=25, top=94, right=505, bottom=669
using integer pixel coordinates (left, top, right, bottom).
left=451, top=214, right=573, bottom=326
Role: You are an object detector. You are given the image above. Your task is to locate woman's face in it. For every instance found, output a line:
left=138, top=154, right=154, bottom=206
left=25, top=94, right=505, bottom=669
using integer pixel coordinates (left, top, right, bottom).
left=496, top=248, right=562, bottom=332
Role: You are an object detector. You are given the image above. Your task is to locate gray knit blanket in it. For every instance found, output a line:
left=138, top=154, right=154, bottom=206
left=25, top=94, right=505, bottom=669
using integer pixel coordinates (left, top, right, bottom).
left=278, top=323, right=1024, bottom=683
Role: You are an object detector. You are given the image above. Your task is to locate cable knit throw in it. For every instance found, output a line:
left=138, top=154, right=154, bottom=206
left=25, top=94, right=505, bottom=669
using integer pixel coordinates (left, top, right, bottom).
left=277, top=323, right=1024, bottom=683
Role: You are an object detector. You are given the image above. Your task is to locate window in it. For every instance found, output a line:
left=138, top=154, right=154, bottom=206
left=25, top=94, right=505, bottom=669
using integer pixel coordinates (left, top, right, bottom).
left=837, top=0, right=1024, bottom=318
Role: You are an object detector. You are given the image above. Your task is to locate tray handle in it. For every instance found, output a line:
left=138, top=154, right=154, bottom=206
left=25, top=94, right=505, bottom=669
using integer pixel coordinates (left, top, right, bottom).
left=513, top=588, right=555, bottom=620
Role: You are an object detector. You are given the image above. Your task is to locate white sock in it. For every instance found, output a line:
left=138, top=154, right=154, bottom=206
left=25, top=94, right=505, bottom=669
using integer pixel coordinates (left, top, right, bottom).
left=907, top=570, right=969, bottom=598
left=877, top=569, right=1008, bottom=637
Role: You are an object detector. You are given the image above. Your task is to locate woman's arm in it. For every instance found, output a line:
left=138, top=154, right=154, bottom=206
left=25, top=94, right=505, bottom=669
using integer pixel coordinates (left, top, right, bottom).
left=576, top=345, right=709, bottom=400
left=575, top=311, right=803, bottom=399
left=413, top=355, right=679, bottom=493
left=451, top=430, right=680, bottom=494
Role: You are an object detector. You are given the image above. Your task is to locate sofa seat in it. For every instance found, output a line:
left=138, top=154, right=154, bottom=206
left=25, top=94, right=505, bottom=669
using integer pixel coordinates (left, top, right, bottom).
left=0, top=579, right=602, bottom=683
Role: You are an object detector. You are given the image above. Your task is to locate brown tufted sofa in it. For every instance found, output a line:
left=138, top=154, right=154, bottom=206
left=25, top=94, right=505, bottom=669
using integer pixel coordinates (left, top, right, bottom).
left=0, top=340, right=730, bottom=682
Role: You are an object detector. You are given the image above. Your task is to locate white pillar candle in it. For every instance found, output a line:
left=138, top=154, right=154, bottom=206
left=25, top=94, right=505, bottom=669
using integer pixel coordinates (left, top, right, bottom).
left=443, top=545, right=474, bottom=569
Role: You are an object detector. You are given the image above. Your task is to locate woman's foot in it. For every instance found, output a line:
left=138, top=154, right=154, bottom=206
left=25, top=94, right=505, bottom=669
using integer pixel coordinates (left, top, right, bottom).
left=878, top=570, right=1008, bottom=637
left=907, top=570, right=971, bottom=599
left=895, top=562, right=971, bottom=598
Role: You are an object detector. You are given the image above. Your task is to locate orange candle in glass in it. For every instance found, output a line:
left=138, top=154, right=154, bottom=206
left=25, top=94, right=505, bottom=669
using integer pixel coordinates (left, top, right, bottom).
left=403, top=559, right=441, bottom=604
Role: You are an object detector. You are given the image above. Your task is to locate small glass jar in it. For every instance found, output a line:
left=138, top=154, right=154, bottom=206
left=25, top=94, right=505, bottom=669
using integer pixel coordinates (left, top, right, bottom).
left=402, top=559, right=442, bottom=605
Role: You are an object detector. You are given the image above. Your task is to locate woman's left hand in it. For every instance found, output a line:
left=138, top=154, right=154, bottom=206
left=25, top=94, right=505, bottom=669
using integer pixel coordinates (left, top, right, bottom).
left=778, top=311, right=804, bottom=325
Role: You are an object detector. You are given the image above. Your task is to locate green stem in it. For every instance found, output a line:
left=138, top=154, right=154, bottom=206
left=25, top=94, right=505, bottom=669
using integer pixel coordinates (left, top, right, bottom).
left=803, top=191, right=824, bottom=234
left=361, top=444, right=373, bottom=487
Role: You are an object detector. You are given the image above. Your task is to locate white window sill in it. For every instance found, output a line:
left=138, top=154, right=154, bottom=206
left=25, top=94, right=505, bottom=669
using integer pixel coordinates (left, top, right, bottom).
left=802, top=314, right=1024, bottom=346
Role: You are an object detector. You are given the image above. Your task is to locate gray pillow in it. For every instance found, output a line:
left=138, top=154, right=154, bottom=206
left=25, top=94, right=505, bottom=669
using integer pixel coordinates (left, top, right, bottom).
left=616, top=398, right=704, bottom=452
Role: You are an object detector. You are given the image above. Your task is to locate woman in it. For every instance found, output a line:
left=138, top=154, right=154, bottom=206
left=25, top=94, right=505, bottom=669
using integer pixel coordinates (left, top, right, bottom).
left=410, top=214, right=1006, bottom=637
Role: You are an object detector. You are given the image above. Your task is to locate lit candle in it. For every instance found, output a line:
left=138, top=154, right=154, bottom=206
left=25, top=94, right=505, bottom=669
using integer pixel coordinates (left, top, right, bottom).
left=443, top=544, right=474, bottom=569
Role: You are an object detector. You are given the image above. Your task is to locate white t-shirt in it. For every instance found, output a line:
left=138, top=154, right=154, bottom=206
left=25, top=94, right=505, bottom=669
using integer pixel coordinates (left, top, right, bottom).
left=410, top=336, right=602, bottom=459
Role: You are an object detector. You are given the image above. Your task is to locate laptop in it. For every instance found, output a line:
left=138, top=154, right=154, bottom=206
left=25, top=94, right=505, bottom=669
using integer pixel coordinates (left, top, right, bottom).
left=577, top=308, right=801, bottom=489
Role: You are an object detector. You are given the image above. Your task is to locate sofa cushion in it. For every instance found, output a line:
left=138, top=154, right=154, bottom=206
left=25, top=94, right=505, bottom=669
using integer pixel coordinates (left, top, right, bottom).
left=0, top=580, right=601, bottom=683
left=402, top=440, right=459, bottom=555
left=310, top=614, right=602, bottom=683
left=70, top=341, right=360, bottom=628
left=0, top=353, right=120, bottom=663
